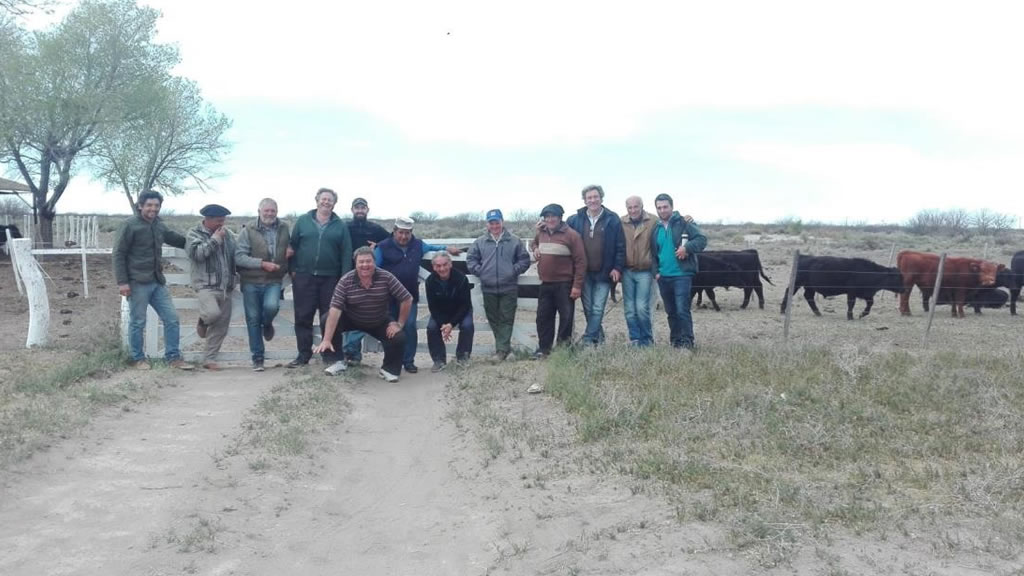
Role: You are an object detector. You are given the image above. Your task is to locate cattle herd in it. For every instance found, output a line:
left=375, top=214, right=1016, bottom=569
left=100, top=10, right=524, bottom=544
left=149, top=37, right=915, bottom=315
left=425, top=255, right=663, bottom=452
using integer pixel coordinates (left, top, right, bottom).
left=690, top=249, right=1024, bottom=319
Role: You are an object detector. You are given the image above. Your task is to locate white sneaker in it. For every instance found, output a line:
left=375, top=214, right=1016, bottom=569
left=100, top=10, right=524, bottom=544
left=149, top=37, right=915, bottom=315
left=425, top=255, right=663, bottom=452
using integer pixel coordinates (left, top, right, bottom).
left=527, top=382, right=544, bottom=394
left=324, top=361, right=347, bottom=376
left=378, top=368, right=400, bottom=382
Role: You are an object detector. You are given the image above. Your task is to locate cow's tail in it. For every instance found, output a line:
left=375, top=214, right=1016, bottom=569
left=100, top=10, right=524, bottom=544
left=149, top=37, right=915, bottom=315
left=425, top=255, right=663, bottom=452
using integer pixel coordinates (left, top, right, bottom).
left=759, top=265, right=775, bottom=286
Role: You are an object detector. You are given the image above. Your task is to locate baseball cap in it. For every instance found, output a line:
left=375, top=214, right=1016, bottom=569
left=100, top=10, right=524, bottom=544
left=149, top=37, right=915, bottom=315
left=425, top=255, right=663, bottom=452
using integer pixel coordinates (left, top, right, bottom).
left=485, top=209, right=503, bottom=222
left=351, top=197, right=368, bottom=208
left=540, top=203, right=564, bottom=218
left=394, top=216, right=415, bottom=230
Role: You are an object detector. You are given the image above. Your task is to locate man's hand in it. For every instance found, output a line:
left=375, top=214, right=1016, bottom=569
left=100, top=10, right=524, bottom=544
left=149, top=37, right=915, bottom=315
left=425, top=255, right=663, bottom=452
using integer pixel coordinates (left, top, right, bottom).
left=675, top=246, right=688, bottom=260
left=570, top=286, right=581, bottom=300
left=386, top=321, right=402, bottom=339
left=285, top=246, right=295, bottom=259
left=683, top=214, right=694, bottom=223
left=212, top=227, right=226, bottom=242
left=118, top=284, right=131, bottom=297
left=367, top=241, right=377, bottom=250
left=445, top=245, right=461, bottom=255
left=441, top=323, right=453, bottom=342
left=260, top=261, right=280, bottom=272
left=313, top=340, right=334, bottom=354
left=609, top=269, right=622, bottom=283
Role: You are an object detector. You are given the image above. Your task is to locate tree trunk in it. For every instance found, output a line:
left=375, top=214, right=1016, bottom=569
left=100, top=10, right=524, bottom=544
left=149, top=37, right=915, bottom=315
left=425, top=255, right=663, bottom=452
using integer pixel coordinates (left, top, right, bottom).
left=38, top=210, right=55, bottom=247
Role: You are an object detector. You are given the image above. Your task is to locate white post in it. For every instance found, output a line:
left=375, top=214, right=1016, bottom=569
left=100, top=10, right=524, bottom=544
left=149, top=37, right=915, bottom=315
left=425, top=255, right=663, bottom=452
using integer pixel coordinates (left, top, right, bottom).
left=80, top=224, right=89, bottom=298
left=120, top=296, right=131, bottom=351
left=7, top=227, right=25, bottom=297
left=783, top=249, right=800, bottom=341
left=11, top=238, right=50, bottom=347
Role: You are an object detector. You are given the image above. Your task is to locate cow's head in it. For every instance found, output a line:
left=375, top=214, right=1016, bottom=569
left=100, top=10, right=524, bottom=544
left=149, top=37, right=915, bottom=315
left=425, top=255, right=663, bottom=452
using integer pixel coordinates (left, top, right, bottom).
left=994, top=267, right=1017, bottom=291
left=977, top=261, right=1000, bottom=286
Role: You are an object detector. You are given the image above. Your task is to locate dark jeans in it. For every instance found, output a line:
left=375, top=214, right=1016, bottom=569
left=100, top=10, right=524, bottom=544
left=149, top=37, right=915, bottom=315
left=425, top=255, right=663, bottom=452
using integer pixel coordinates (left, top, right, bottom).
left=340, top=316, right=406, bottom=376
left=241, top=282, right=281, bottom=362
left=482, top=292, right=517, bottom=355
left=658, top=275, right=695, bottom=348
left=292, top=273, right=343, bottom=363
left=426, top=314, right=474, bottom=363
left=536, top=281, right=574, bottom=353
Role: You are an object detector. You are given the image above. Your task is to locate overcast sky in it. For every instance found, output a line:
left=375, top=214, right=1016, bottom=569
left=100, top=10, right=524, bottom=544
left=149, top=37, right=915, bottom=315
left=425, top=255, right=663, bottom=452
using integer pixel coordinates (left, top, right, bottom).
left=15, top=0, right=1024, bottom=225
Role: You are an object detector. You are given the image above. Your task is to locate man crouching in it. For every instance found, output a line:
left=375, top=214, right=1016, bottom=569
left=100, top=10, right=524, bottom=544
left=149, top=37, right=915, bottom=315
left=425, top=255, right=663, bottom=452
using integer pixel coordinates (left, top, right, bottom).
left=314, top=246, right=411, bottom=382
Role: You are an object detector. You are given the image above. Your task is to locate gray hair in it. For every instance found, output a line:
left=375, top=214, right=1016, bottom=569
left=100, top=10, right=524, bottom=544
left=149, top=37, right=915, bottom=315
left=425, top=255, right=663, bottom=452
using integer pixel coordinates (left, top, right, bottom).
left=581, top=184, right=604, bottom=200
left=431, top=252, right=452, bottom=264
left=258, top=198, right=278, bottom=210
left=316, top=188, right=337, bottom=203
left=353, top=246, right=375, bottom=260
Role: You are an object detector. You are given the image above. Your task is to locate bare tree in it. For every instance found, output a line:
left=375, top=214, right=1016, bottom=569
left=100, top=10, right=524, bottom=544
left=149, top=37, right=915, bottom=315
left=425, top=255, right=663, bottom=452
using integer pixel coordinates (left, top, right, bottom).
left=0, top=0, right=57, bottom=16
left=92, top=76, right=232, bottom=214
left=0, top=0, right=177, bottom=245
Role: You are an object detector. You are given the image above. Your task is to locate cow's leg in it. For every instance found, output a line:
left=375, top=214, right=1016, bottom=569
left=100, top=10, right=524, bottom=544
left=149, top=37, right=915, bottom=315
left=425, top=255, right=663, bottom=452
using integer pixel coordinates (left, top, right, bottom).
left=755, top=285, right=765, bottom=309
left=846, top=294, right=857, bottom=320
left=860, top=296, right=874, bottom=318
left=706, top=288, right=720, bottom=312
left=740, top=288, right=751, bottom=309
left=921, top=289, right=932, bottom=312
left=899, top=284, right=912, bottom=316
left=1011, top=288, right=1020, bottom=315
left=695, top=288, right=703, bottom=307
left=804, top=289, right=822, bottom=316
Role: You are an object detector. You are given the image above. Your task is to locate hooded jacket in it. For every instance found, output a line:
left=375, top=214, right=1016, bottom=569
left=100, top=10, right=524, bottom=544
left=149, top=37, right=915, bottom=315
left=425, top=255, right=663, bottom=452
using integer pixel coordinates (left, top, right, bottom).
left=649, top=212, right=707, bottom=276
left=466, top=229, right=530, bottom=295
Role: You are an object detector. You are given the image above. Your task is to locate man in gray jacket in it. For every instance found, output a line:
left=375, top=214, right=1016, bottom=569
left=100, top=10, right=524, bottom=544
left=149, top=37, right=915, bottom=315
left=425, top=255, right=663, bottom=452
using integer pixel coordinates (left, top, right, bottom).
left=466, top=209, right=530, bottom=362
left=187, top=204, right=238, bottom=370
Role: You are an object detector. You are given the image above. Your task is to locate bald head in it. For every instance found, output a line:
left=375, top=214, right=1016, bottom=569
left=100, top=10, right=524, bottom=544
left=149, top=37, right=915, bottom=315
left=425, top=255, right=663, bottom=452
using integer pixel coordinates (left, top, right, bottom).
left=625, top=196, right=644, bottom=221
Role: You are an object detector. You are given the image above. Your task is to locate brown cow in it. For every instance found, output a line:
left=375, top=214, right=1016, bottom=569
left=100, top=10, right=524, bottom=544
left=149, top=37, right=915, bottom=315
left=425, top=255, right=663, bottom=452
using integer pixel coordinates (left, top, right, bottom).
left=897, top=250, right=1003, bottom=318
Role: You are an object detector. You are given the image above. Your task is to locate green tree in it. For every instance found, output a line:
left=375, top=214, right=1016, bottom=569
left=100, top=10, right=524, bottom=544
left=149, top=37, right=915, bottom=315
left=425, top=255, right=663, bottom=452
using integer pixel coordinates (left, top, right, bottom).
left=92, top=76, right=232, bottom=214
left=0, top=0, right=177, bottom=245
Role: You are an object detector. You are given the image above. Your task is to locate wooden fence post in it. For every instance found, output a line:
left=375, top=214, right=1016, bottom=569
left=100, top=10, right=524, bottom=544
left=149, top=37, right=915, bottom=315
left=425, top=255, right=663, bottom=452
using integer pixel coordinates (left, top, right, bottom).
left=11, top=238, right=50, bottom=347
left=923, top=252, right=946, bottom=344
left=783, top=249, right=800, bottom=340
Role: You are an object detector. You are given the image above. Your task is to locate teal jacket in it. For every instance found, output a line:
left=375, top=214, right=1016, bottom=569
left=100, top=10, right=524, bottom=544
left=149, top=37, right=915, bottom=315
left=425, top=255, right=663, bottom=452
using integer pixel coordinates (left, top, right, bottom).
left=650, top=212, right=707, bottom=276
left=288, top=210, right=353, bottom=277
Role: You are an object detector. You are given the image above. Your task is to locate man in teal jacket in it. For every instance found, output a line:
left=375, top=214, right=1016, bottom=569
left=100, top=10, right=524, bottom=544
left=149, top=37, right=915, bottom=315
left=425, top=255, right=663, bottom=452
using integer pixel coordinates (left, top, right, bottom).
left=287, top=187, right=353, bottom=372
left=650, top=193, right=707, bottom=349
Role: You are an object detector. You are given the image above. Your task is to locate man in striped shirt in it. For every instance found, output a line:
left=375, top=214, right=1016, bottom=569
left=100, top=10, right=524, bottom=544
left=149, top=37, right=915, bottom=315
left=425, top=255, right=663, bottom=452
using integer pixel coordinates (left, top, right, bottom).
left=313, top=246, right=412, bottom=382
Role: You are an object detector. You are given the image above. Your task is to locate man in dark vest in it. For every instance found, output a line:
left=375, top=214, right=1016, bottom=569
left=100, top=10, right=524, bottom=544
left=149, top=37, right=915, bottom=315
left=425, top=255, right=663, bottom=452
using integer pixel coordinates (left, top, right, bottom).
left=236, top=198, right=290, bottom=372
left=370, top=216, right=460, bottom=374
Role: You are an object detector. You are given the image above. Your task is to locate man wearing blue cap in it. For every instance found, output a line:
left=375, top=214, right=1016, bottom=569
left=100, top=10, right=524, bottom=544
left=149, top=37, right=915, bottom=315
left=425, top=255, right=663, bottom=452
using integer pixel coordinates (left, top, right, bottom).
left=467, top=208, right=530, bottom=362
left=187, top=203, right=238, bottom=370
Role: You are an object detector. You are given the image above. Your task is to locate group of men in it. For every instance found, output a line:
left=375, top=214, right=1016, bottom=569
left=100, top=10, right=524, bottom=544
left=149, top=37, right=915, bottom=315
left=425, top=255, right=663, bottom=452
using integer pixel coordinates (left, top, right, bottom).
left=113, top=185, right=705, bottom=385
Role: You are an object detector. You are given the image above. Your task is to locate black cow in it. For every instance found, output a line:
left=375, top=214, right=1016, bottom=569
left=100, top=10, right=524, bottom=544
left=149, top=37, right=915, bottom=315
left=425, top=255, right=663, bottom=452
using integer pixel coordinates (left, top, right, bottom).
left=693, top=249, right=774, bottom=310
left=1009, top=251, right=1024, bottom=316
left=780, top=255, right=903, bottom=320
left=0, top=224, right=22, bottom=249
left=936, top=287, right=1009, bottom=314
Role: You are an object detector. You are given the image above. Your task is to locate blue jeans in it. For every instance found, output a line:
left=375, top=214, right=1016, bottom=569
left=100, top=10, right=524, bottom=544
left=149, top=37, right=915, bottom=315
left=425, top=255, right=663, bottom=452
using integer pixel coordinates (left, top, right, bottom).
left=658, top=275, right=695, bottom=348
left=343, top=299, right=419, bottom=366
left=581, top=272, right=612, bottom=345
left=127, top=281, right=181, bottom=362
left=241, top=282, right=281, bottom=362
left=622, top=269, right=654, bottom=346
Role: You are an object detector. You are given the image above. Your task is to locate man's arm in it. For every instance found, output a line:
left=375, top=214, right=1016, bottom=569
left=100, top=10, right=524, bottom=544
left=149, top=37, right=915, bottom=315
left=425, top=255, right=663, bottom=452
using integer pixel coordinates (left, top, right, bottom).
left=340, top=223, right=353, bottom=275
left=164, top=227, right=187, bottom=249
left=570, top=232, right=586, bottom=298
left=449, top=275, right=473, bottom=327
left=466, top=239, right=482, bottom=276
left=186, top=228, right=220, bottom=261
left=513, top=239, right=530, bottom=275
left=685, top=222, right=708, bottom=254
left=234, top=227, right=263, bottom=269
left=313, top=308, right=342, bottom=354
left=425, top=277, right=446, bottom=324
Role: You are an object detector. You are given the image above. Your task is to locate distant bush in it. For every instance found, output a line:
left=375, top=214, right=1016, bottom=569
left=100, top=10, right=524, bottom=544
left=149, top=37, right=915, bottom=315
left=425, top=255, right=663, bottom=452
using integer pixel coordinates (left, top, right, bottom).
left=409, top=211, right=438, bottom=223
left=906, top=208, right=1014, bottom=236
left=774, top=217, right=803, bottom=236
left=0, top=197, right=30, bottom=219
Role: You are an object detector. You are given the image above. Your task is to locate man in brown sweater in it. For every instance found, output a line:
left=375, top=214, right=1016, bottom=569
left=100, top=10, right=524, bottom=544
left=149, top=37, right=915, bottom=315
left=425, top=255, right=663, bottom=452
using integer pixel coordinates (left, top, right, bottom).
left=530, top=203, right=586, bottom=363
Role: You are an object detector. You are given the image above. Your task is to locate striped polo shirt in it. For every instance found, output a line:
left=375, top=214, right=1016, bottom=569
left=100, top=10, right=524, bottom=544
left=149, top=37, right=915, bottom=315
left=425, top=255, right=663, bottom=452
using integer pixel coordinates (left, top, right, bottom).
left=330, top=268, right=412, bottom=326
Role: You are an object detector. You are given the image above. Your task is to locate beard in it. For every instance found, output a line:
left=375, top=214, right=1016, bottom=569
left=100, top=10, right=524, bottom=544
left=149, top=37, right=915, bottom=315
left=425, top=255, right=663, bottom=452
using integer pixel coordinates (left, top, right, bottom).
left=353, top=214, right=367, bottom=222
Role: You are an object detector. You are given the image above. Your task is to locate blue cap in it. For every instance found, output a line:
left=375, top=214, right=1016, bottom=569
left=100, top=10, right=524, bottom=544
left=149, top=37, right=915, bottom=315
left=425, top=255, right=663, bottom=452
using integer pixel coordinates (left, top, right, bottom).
left=485, top=209, right=503, bottom=222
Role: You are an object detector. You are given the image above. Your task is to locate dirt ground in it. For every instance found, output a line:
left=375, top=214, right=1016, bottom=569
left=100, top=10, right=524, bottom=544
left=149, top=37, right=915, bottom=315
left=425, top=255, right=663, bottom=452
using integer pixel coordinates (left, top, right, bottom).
left=1, top=233, right=1022, bottom=575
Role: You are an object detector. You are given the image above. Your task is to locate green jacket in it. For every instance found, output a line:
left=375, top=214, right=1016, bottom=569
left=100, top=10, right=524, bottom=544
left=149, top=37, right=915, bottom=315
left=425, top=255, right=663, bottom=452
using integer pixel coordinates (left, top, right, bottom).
left=650, top=212, right=707, bottom=276
left=288, top=210, right=353, bottom=277
left=112, top=215, right=187, bottom=285
left=236, top=218, right=290, bottom=285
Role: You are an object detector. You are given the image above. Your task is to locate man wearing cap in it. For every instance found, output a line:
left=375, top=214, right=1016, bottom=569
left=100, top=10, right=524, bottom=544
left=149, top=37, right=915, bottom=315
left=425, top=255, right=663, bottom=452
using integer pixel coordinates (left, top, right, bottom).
left=113, top=189, right=193, bottom=371
left=566, top=185, right=626, bottom=346
left=235, top=198, right=289, bottom=372
left=286, top=188, right=353, bottom=372
left=341, top=197, right=391, bottom=366
left=370, top=216, right=460, bottom=374
left=467, top=208, right=530, bottom=363
left=530, top=204, right=586, bottom=368
left=187, top=203, right=238, bottom=370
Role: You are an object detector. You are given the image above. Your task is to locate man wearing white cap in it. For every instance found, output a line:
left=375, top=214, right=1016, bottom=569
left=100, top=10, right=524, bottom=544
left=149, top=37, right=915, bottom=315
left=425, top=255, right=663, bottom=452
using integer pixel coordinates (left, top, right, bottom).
left=187, top=203, right=238, bottom=370
left=467, top=208, right=530, bottom=362
left=366, top=216, right=460, bottom=374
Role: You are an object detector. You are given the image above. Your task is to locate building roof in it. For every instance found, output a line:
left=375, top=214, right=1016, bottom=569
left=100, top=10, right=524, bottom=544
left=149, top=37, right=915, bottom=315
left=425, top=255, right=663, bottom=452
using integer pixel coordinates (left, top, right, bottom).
left=0, top=177, right=30, bottom=194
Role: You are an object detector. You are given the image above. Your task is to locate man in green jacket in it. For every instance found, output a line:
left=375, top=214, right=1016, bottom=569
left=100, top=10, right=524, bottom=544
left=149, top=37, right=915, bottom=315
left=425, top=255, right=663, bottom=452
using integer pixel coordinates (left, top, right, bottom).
left=287, top=188, right=353, bottom=372
left=112, top=190, right=193, bottom=370
left=650, top=193, right=707, bottom=349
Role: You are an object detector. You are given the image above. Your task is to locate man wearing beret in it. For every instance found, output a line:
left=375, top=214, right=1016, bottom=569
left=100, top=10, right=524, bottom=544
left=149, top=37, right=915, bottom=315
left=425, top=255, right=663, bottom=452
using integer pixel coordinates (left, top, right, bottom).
left=187, top=203, right=238, bottom=370
left=530, top=203, right=586, bottom=375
